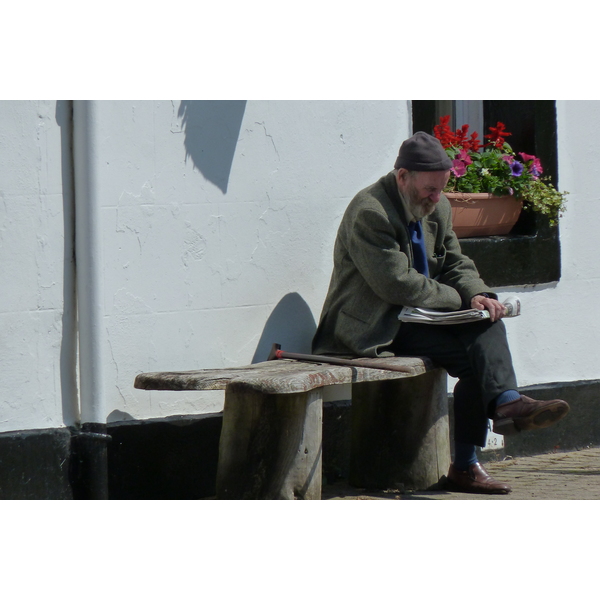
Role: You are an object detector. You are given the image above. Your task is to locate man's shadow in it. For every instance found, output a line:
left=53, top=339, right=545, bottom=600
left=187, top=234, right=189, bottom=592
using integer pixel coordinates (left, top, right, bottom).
left=251, top=293, right=317, bottom=363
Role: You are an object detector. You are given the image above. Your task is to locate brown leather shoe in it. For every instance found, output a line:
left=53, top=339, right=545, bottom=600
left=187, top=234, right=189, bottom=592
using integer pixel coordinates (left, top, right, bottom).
left=446, top=462, right=512, bottom=495
left=493, top=394, right=570, bottom=436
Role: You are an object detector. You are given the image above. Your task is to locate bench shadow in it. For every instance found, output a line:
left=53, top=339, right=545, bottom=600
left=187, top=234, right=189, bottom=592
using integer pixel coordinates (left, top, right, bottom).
left=251, top=292, right=317, bottom=364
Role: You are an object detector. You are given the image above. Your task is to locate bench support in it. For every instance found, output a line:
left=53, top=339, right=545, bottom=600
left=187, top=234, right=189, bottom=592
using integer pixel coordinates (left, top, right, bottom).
left=216, top=385, right=323, bottom=499
left=349, top=368, right=450, bottom=491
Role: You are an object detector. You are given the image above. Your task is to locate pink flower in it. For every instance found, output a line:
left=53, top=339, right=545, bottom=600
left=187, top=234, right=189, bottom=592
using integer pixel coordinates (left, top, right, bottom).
left=531, top=157, right=543, bottom=178
left=501, top=154, right=514, bottom=164
left=518, top=152, right=543, bottom=178
left=519, top=152, right=536, bottom=163
left=458, top=149, right=472, bottom=165
left=451, top=158, right=467, bottom=177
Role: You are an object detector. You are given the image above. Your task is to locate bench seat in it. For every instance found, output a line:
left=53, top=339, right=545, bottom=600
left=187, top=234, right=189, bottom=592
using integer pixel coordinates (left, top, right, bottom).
left=134, top=356, right=450, bottom=499
left=134, top=356, right=433, bottom=394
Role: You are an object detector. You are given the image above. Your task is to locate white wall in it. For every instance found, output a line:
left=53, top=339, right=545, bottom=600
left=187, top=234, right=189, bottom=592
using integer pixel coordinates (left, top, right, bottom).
left=0, top=100, right=77, bottom=432
left=492, top=101, right=600, bottom=388
left=0, top=100, right=410, bottom=431
left=2, top=99, right=598, bottom=434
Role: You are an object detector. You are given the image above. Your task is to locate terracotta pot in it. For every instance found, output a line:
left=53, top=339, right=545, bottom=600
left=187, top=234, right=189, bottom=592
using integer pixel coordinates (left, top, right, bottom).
left=445, top=192, right=523, bottom=238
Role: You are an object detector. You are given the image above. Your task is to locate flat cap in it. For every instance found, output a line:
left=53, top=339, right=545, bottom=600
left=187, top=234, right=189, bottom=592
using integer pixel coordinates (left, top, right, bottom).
left=394, top=131, right=452, bottom=171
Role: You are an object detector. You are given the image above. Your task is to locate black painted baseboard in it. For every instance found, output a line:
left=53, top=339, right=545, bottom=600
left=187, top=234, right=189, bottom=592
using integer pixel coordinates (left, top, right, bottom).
left=1, top=379, right=598, bottom=499
left=0, top=428, right=73, bottom=499
left=487, top=379, right=600, bottom=461
left=107, top=413, right=222, bottom=500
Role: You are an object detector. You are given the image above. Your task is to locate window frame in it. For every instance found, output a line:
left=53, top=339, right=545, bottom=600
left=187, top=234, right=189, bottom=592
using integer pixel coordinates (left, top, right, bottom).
left=412, top=100, right=561, bottom=287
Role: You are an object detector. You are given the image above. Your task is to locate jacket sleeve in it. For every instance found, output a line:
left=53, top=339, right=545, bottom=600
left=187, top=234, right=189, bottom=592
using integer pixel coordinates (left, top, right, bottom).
left=433, top=203, right=496, bottom=305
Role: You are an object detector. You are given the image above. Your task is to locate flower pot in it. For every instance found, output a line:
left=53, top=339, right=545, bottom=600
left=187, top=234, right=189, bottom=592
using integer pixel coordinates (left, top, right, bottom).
left=445, top=192, right=523, bottom=238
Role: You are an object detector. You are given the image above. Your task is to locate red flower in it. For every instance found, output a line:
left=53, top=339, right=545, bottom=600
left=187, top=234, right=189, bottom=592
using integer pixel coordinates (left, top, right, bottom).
left=433, top=115, right=482, bottom=152
left=433, top=115, right=456, bottom=149
left=485, top=122, right=512, bottom=148
left=468, top=132, right=481, bottom=152
left=454, top=124, right=470, bottom=148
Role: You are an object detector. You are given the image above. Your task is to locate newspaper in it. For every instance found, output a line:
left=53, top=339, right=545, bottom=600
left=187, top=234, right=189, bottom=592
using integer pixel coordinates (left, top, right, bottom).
left=398, top=296, right=521, bottom=325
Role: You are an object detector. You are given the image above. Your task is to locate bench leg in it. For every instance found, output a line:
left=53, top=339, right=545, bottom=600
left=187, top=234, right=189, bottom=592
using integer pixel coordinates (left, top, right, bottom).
left=349, top=369, right=450, bottom=491
left=216, top=386, right=323, bottom=499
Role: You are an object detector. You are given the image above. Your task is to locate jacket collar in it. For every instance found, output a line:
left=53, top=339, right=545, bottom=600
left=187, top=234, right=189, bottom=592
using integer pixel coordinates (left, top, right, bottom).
left=382, top=171, right=412, bottom=225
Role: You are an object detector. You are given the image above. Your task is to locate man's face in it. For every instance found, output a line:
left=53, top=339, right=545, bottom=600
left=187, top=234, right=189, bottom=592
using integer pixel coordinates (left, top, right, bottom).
left=398, top=169, right=450, bottom=220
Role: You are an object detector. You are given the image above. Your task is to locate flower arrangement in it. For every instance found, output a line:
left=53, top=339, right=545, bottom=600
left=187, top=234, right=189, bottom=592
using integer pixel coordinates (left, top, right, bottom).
left=433, top=115, right=567, bottom=225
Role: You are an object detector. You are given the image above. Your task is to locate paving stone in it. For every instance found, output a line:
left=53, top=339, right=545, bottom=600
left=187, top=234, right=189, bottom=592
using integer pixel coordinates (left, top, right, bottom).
left=322, top=447, right=600, bottom=500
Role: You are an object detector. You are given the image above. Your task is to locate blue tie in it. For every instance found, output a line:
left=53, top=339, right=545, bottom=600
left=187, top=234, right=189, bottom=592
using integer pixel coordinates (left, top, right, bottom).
left=408, top=220, right=429, bottom=277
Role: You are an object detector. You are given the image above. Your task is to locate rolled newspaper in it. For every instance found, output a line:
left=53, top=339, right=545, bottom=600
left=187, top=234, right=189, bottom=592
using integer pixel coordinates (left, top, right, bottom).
left=502, top=296, right=521, bottom=317
left=398, top=296, right=521, bottom=325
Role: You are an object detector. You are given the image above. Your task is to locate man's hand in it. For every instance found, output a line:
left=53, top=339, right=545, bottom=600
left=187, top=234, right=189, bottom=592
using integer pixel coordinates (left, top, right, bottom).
left=471, top=295, right=506, bottom=322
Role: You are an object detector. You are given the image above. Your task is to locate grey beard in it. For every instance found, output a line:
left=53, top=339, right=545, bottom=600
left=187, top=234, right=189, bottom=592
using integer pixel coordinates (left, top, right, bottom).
left=409, top=199, right=436, bottom=220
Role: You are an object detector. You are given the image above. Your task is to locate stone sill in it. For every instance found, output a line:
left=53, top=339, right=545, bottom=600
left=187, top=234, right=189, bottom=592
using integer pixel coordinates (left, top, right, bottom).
left=458, top=213, right=561, bottom=287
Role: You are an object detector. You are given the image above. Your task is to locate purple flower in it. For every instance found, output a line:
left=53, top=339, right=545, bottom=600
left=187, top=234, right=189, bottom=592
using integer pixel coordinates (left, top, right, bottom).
left=510, top=161, right=524, bottom=176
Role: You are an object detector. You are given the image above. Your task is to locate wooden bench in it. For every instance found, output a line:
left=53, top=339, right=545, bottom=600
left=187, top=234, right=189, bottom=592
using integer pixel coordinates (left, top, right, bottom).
left=134, top=357, right=450, bottom=499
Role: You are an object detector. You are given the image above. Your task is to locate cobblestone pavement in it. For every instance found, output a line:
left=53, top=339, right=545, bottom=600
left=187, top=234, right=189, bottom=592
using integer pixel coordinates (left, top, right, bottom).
left=322, top=447, right=600, bottom=500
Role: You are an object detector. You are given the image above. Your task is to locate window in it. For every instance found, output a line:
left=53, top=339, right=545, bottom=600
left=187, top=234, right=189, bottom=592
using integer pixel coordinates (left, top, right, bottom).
left=412, top=100, right=561, bottom=287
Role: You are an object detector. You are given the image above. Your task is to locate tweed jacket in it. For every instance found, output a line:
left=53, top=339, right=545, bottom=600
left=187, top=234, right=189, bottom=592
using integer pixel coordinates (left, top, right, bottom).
left=312, top=172, right=495, bottom=357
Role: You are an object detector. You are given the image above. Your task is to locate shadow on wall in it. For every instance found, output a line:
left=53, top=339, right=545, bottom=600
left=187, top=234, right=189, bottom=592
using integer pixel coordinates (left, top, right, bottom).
left=177, top=100, right=247, bottom=194
left=55, top=100, right=80, bottom=426
left=251, top=293, right=318, bottom=364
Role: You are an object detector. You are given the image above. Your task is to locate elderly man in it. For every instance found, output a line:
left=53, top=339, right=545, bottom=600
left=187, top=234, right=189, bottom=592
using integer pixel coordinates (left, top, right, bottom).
left=312, top=131, right=569, bottom=494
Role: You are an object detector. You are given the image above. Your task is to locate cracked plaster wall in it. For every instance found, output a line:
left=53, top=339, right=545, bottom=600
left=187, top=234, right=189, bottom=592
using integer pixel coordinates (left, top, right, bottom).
left=504, top=100, right=600, bottom=386
left=4, top=99, right=597, bottom=434
left=0, top=100, right=409, bottom=431
left=102, top=100, right=410, bottom=422
left=0, top=100, right=75, bottom=433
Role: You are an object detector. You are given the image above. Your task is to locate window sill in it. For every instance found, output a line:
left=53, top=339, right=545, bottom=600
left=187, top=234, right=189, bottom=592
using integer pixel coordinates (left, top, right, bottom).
left=458, top=213, right=561, bottom=287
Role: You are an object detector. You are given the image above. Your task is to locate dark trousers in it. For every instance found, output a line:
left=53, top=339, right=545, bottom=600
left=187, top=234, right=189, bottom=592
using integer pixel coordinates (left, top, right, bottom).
left=391, top=319, right=518, bottom=447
